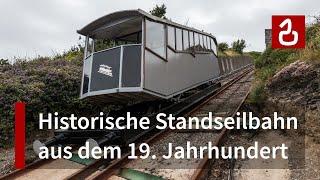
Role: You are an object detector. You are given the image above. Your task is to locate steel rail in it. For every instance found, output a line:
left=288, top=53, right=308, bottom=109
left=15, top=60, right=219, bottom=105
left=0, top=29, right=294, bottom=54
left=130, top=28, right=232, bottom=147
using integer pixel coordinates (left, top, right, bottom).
left=0, top=159, right=54, bottom=180
left=88, top=66, right=253, bottom=180
left=0, top=145, right=79, bottom=180
left=190, top=79, right=252, bottom=180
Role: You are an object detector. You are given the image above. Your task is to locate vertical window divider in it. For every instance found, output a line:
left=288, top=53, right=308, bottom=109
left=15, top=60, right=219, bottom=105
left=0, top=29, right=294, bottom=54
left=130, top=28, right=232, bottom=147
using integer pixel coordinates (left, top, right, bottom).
left=165, top=25, right=168, bottom=60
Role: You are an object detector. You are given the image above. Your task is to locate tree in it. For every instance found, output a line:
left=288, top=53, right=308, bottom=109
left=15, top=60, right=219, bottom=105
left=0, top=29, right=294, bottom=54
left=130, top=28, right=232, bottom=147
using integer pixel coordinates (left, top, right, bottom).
left=309, top=14, right=320, bottom=24
left=218, top=42, right=229, bottom=52
left=231, top=39, right=246, bottom=54
left=0, top=59, right=9, bottom=65
left=150, top=4, right=167, bottom=19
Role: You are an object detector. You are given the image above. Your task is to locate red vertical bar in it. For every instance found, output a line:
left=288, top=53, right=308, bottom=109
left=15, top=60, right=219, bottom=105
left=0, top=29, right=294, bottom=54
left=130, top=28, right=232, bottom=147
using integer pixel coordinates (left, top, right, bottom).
left=15, top=102, right=25, bottom=169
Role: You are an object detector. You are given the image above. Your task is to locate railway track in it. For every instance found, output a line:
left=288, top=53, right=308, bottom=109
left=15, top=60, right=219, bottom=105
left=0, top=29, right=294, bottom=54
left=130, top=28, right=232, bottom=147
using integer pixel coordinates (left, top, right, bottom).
left=1, top=66, right=253, bottom=180
left=90, top=67, right=254, bottom=180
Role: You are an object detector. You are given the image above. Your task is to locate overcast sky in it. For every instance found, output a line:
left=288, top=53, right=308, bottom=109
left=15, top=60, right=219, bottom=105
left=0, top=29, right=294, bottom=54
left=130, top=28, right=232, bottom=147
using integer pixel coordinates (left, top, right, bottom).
left=0, top=0, right=319, bottom=59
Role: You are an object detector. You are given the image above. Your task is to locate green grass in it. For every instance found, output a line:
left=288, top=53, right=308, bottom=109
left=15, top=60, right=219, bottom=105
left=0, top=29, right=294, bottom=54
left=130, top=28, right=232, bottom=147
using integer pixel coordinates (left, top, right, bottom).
left=0, top=47, right=106, bottom=147
left=248, top=23, right=320, bottom=106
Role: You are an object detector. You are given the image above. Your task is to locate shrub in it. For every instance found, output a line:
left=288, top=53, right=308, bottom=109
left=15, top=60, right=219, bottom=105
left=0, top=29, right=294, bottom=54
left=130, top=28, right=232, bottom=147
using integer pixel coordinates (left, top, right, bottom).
left=255, top=47, right=296, bottom=69
left=248, top=81, right=266, bottom=106
left=300, top=24, right=320, bottom=62
left=231, top=39, right=246, bottom=54
left=218, top=42, right=229, bottom=52
left=249, top=22, right=320, bottom=107
left=246, top=51, right=261, bottom=61
left=0, top=59, right=9, bottom=65
left=0, top=51, right=106, bottom=147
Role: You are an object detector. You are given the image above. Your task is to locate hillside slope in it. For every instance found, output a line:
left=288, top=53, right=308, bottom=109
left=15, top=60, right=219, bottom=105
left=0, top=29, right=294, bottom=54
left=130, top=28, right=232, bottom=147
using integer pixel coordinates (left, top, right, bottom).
left=0, top=53, right=105, bottom=147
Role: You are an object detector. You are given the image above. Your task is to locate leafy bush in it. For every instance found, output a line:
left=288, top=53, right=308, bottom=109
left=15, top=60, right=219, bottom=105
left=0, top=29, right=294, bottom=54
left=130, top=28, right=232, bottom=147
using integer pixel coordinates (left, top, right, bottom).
left=246, top=51, right=261, bottom=61
left=300, top=23, right=320, bottom=62
left=231, top=39, right=246, bottom=54
left=0, top=59, right=9, bottom=65
left=255, top=48, right=296, bottom=69
left=247, top=81, right=266, bottom=106
left=0, top=50, right=105, bottom=147
left=218, top=42, right=229, bottom=52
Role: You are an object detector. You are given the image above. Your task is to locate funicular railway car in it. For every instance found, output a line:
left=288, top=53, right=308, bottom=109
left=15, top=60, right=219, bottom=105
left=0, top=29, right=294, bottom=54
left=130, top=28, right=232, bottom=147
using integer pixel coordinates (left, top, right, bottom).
left=78, top=9, right=250, bottom=104
left=32, top=10, right=252, bottom=155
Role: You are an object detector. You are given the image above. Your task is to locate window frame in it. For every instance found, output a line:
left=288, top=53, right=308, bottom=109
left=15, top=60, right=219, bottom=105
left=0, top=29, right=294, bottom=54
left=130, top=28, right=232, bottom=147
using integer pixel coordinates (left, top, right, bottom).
left=207, top=36, right=211, bottom=51
left=211, top=37, right=218, bottom=55
left=194, top=32, right=200, bottom=51
left=203, top=36, right=208, bottom=50
left=189, top=31, right=194, bottom=51
left=85, top=36, right=94, bottom=58
left=175, top=28, right=183, bottom=51
left=199, top=34, right=204, bottom=51
left=167, top=25, right=176, bottom=51
left=145, top=19, right=167, bottom=61
left=145, top=17, right=217, bottom=58
left=182, top=29, right=189, bottom=51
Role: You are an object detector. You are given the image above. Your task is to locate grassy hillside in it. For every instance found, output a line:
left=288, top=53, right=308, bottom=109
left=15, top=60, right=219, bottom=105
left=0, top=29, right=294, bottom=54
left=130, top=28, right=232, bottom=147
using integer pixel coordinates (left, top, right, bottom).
left=0, top=49, right=107, bottom=147
left=248, top=23, right=320, bottom=106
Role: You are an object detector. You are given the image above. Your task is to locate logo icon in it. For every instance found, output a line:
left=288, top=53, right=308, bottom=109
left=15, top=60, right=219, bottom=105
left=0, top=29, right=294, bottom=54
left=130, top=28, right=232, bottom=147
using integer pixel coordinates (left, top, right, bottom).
left=98, top=64, right=113, bottom=77
left=272, top=15, right=305, bottom=49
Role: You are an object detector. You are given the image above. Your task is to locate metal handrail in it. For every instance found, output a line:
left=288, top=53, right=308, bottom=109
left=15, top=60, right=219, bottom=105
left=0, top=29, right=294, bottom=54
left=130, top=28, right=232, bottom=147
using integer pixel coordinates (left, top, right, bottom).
left=93, top=44, right=141, bottom=55
left=84, top=44, right=141, bottom=61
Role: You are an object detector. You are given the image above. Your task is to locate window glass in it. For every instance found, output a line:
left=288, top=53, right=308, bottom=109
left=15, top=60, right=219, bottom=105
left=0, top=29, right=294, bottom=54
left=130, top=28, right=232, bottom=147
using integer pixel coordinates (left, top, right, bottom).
left=211, top=38, right=217, bottom=55
left=203, top=36, right=208, bottom=50
left=176, top=28, right=183, bottom=51
left=86, top=37, right=93, bottom=57
left=189, top=32, right=194, bottom=50
left=82, top=58, right=91, bottom=94
left=167, top=26, right=175, bottom=49
left=194, top=33, right=200, bottom=51
left=145, top=20, right=166, bottom=58
left=208, top=37, right=210, bottom=50
left=117, top=32, right=142, bottom=44
left=183, top=30, right=189, bottom=51
left=94, top=39, right=115, bottom=52
left=199, top=34, right=204, bottom=51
